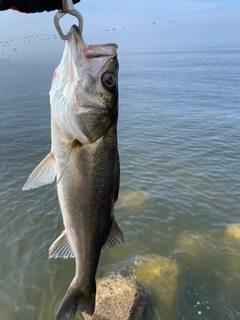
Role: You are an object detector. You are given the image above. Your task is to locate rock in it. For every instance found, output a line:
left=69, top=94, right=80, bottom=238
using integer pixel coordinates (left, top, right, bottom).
left=225, top=223, right=240, bottom=240
left=117, top=190, right=150, bottom=209
left=174, top=231, right=214, bottom=265
left=134, top=254, right=180, bottom=320
left=84, top=275, right=145, bottom=320
left=221, top=224, right=240, bottom=294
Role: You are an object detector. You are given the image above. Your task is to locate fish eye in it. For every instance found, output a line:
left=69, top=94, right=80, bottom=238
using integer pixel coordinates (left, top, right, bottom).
left=102, top=73, right=116, bottom=88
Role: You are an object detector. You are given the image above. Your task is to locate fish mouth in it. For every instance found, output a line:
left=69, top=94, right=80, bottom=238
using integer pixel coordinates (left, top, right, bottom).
left=67, top=25, right=118, bottom=75
left=70, top=25, right=117, bottom=61
left=71, top=24, right=118, bottom=52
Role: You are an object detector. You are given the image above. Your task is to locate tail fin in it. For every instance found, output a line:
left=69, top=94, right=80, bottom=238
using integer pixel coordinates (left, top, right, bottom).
left=56, top=284, right=95, bottom=320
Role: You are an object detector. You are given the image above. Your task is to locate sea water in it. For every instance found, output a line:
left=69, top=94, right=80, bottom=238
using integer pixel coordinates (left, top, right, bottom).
left=0, top=44, right=240, bottom=320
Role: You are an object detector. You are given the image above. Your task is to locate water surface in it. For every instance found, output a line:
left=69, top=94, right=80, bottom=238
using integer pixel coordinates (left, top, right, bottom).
left=0, top=44, right=240, bottom=320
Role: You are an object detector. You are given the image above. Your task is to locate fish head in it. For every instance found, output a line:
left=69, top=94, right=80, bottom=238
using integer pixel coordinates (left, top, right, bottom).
left=50, top=25, right=119, bottom=144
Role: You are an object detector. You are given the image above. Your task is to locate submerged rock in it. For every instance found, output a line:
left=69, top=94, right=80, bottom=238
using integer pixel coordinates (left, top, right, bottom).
left=225, top=223, right=240, bottom=240
left=84, top=275, right=145, bottom=320
left=117, top=190, right=150, bottom=208
left=222, top=223, right=240, bottom=294
left=174, top=231, right=215, bottom=265
left=134, top=254, right=180, bottom=320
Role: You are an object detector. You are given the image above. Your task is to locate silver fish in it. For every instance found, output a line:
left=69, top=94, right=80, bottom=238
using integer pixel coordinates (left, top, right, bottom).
left=23, top=25, right=124, bottom=319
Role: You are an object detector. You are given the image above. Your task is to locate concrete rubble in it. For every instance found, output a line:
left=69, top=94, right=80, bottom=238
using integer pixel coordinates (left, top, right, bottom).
left=84, top=275, right=146, bottom=320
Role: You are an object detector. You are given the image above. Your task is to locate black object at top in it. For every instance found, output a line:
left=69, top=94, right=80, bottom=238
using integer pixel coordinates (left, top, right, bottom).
left=0, top=0, right=80, bottom=13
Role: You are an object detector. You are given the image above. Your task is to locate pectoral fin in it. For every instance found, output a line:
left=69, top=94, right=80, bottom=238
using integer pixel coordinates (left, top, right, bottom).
left=22, top=153, right=56, bottom=190
left=48, top=231, right=74, bottom=259
left=102, top=217, right=124, bottom=251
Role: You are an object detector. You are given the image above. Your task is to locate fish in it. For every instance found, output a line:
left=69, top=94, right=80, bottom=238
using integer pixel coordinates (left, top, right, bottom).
left=23, top=25, right=124, bottom=319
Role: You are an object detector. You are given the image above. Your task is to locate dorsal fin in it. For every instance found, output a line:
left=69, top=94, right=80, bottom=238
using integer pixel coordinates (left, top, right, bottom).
left=102, top=217, right=124, bottom=252
left=22, top=153, right=56, bottom=190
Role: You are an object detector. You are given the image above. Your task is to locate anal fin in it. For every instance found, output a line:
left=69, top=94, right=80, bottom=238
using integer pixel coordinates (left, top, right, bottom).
left=102, top=217, right=124, bottom=252
left=48, top=231, right=74, bottom=259
left=22, top=152, right=56, bottom=190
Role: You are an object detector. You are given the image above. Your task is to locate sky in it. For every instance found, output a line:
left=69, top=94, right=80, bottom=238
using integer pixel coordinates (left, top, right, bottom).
left=0, top=0, right=240, bottom=56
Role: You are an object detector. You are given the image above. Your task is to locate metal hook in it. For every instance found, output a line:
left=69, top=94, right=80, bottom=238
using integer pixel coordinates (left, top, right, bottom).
left=54, top=0, right=83, bottom=40
left=62, top=0, right=74, bottom=11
